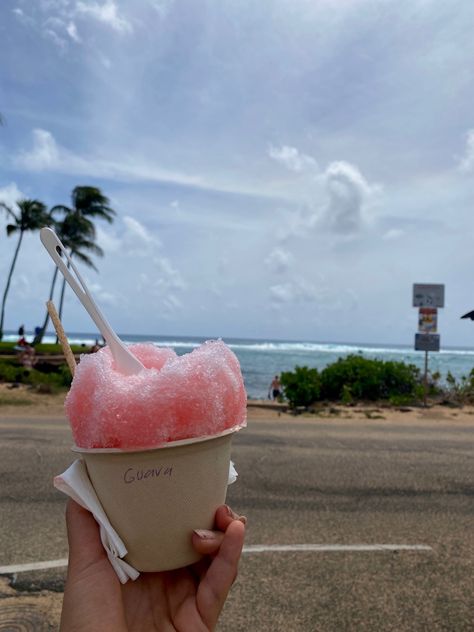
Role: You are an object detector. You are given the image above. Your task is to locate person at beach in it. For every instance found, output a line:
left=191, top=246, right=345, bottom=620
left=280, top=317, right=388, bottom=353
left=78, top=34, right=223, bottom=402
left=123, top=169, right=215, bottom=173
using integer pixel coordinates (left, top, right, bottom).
left=60, top=500, right=246, bottom=631
left=16, top=324, right=28, bottom=347
left=19, top=345, right=36, bottom=370
left=268, top=375, right=282, bottom=400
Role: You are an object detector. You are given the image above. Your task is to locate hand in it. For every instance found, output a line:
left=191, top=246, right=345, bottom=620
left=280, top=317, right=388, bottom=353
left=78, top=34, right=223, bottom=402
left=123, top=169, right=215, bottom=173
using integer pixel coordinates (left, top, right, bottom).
left=60, top=499, right=246, bottom=631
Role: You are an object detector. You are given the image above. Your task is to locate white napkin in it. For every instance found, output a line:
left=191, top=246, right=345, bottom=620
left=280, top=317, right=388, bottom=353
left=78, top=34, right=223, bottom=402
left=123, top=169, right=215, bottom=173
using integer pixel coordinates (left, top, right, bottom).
left=54, top=459, right=238, bottom=584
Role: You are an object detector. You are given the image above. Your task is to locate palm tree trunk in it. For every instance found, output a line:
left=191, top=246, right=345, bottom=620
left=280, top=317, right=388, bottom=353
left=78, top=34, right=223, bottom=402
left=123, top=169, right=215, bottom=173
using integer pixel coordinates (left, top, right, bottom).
left=58, top=254, right=72, bottom=325
left=58, top=274, right=67, bottom=323
left=34, top=266, right=60, bottom=345
left=0, top=231, right=24, bottom=340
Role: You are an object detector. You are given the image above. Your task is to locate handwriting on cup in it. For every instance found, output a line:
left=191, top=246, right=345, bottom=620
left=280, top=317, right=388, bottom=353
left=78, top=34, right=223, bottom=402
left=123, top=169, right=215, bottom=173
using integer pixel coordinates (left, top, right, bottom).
left=124, top=466, right=173, bottom=484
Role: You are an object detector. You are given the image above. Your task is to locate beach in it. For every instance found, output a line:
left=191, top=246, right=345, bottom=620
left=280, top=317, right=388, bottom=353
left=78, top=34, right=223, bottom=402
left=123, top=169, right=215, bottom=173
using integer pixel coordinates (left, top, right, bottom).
left=1, top=386, right=473, bottom=629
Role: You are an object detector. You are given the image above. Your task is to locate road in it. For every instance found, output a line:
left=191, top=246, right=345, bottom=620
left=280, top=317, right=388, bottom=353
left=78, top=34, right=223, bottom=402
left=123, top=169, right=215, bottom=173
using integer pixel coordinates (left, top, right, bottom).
left=0, top=410, right=473, bottom=630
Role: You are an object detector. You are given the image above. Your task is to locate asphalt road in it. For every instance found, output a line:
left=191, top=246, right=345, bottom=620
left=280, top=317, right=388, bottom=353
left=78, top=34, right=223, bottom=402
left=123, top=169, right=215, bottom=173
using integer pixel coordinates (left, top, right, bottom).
left=0, top=413, right=473, bottom=631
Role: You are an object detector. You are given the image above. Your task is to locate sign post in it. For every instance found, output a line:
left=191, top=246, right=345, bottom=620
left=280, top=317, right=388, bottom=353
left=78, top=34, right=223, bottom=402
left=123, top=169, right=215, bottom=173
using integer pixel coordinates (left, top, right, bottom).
left=413, top=284, right=444, bottom=407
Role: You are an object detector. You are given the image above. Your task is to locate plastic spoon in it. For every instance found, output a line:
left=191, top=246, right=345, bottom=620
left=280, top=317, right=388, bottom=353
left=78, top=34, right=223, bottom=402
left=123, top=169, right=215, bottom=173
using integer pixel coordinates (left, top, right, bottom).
left=40, top=227, right=144, bottom=376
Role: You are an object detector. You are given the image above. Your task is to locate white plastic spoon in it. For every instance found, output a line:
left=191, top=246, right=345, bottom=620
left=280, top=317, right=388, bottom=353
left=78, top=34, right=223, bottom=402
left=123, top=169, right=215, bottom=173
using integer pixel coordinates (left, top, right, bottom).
left=40, top=227, right=144, bottom=376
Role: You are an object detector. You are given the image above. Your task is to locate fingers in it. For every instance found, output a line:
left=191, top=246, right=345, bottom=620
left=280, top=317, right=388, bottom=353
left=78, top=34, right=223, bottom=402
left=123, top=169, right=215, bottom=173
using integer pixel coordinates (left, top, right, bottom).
left=196, top=518, right=245, bottom=629
left=192, top=505, right=246, bottom=557
left=65, top=499, right=108, bottom=575
left=215, top=504, right=247, bottom=531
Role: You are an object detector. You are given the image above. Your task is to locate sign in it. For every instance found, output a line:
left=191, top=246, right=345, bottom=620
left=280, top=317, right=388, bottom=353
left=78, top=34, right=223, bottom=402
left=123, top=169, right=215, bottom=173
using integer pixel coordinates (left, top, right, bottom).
left=418, top=308, right=437, bottom=333
left=413, top=283, right=445, bottom=308
left=415, top=333, right=440, bottom=352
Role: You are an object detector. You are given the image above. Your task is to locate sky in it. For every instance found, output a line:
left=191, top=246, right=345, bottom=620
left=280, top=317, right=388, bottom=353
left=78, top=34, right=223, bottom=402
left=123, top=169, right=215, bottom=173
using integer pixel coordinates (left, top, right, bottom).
left=1, top=0, right=474, bottom=346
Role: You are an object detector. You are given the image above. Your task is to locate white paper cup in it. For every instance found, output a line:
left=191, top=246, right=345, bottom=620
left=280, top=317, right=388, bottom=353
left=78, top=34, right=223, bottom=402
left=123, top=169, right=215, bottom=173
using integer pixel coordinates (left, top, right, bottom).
left=73, top=429, right=235, bottom=572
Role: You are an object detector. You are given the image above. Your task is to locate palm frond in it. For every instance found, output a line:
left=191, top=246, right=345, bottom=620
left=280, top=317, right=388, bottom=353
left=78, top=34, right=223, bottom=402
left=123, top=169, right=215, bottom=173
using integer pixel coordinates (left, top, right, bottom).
left=0, top=202, right=18, bottom=222
left=73, top=250, right=98, bottom=271
left=50, top=204, right=73, bottom=216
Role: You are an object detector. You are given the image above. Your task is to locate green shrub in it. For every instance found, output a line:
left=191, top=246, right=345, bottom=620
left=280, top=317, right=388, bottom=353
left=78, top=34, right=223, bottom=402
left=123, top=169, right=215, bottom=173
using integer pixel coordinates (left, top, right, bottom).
left=319, top=355, right=420, bottom=402
left=280, top=366, right=320, bottom=408
left=0, top=358, right=71, bottom=389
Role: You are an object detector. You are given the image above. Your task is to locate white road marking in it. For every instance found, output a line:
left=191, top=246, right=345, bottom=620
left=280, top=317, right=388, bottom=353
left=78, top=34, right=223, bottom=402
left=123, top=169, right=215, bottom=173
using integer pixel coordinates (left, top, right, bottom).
left=0, top=558, right=68, bottom=574
left=0, top=544, right=432, bottom=574
left=243, top=544, right=433, bottom=553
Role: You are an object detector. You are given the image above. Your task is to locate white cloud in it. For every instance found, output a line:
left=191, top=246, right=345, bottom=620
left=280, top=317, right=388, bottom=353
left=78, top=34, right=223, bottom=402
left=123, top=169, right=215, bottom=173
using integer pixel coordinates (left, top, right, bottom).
left=122, top=215, right=156, bottom=247
left=268, top=145, right=319, bottom=173
left=14, top=129, right=282, bottom=199
left=76, top=0, right=132, bottom=33
left=148, top=0, right=174, bottom=18
left=15, top=129, right=62, bottom=170
left=382, top=228, right=404, bottom=241
left=320, top=160, right=380, bottom=234
left=458, top=129, right=474, bottom=173
left=67, top=21, right=81, bottom=41
left=269, top=278, right=320, bottom=306
left=0, top=182, right=27, bottom=209
left=43, top=27, right=68, bottom=49
left=264, top=247, right=293, bottom=273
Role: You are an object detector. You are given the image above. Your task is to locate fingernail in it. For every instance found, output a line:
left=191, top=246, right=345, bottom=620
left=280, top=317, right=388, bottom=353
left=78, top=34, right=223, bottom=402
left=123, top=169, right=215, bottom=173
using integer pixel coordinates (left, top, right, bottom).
left=193, top=529, right=216, bottom=540
left=225, top=505, right=246, bottom=521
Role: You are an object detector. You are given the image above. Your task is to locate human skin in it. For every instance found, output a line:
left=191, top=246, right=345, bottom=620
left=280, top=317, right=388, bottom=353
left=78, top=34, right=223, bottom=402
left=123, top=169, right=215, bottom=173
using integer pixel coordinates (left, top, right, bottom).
left=60, top=500, right=246, bottom=631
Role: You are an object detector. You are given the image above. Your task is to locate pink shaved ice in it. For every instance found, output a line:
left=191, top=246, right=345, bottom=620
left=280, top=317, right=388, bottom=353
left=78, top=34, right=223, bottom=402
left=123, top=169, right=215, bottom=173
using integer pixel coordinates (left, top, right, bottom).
left=65, top=340, right=247, bottom=449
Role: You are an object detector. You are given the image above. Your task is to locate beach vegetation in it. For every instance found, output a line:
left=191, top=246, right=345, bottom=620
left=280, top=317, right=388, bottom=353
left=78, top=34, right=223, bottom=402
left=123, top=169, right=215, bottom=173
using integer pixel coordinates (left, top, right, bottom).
left=439, top=369, right=474, bottom=405
left=319, top=355, right=420, bottom=402
left=0, top=358, right=72, bottom=390
left=0, top=199, right=53, bottom=341
left=280, top=366, right=320, bottom=408
left=281, top=355, right=421, bottom=407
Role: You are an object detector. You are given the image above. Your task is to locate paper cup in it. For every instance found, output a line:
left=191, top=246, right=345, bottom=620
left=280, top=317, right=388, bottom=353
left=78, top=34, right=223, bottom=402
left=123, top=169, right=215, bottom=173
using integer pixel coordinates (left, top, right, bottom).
left=73, top=429, right=235, bottom=572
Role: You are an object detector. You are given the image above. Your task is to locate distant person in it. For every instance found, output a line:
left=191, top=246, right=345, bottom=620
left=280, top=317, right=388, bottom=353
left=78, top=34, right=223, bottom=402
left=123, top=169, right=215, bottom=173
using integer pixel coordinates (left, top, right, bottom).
left=268, top=375, right=282, bottom=401
left=16, top=324, right=27, bottom=347
left=19, top=345, right=36, bottom=370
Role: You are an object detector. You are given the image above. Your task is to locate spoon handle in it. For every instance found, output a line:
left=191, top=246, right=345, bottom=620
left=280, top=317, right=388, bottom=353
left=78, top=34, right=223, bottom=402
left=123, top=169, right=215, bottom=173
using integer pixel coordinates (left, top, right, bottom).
left=40, top=227, right=143, bottom=375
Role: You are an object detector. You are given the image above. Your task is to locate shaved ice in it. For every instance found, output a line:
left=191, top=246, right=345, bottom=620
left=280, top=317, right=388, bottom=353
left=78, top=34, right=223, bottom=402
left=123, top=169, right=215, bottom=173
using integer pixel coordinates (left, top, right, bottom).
left=66, top=340, right=247, bottom=449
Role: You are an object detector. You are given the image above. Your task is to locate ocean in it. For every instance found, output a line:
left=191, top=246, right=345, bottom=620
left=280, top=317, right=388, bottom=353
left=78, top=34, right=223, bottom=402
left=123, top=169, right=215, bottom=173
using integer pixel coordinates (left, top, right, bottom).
left=5, top=331, right=474, bottom=399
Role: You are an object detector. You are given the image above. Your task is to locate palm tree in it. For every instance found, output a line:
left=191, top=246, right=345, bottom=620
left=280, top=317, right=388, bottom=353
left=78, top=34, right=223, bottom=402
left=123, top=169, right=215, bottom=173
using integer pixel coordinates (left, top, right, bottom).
left=36, top=214, right=104, bottom=343
left=34, top=186, right=115, bottom=343
left=0, top=199, right=51, bottom=341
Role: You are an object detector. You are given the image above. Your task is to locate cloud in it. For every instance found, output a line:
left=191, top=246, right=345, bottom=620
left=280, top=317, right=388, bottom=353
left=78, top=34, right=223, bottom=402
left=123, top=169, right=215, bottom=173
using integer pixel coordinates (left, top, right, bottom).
left=14, top=129, right=284, bottom=200
left=268, top=145, right=319, bottom=173
left=15, top=129, right=62, bottom=170
left=382, top=228, right=404, bottom=241
left=269, top=278, right=320, bottom=306
left=0, top=182, right=27, bottom=209
left=122, top=216, right=157, bottom=248
left=66, top=21, right=81, bottom=42
left=264, top=247, right=293, bottom=273
left=458, top=129, right=474, bottom=173
left=76, top=0, right=132, bottom=33
left=320, top=161, right=380, bottom=234
left=148, top=0, right=174, bottom=18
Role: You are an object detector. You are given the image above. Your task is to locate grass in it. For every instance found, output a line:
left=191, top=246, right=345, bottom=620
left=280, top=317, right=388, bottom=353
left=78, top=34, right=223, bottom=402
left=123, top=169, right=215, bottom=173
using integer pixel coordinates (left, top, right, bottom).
left=0, top=396, right=33, bottom=406
left=0, top=341, right=85, bottom=354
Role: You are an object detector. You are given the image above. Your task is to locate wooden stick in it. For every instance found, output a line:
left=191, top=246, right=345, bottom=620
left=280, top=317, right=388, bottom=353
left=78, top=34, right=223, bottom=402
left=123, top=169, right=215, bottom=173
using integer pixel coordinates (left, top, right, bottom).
left=46, top=300, right=76, bottom=376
